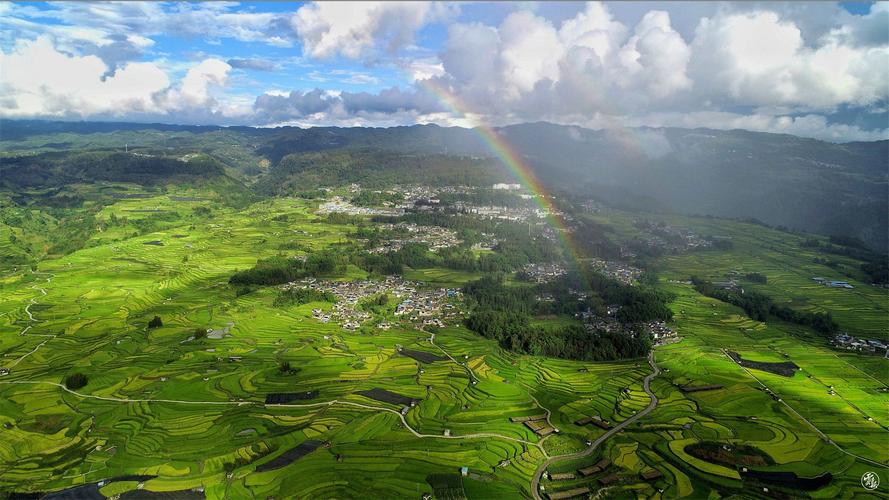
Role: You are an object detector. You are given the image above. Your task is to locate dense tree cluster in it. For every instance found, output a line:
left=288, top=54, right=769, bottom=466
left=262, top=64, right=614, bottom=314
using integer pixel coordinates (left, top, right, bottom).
left=691, top=277, right=838, bottom=335
left=351, top=191, right=403, bottom=206
left=744, top=273, right=768, bottom=284
left=229, top=251, right=345, bottom=287
left=273, top=287, right=336, bottom=307
left=462, top=273, right=659, bottom=361
left=64, top=373, right=88, bottom=390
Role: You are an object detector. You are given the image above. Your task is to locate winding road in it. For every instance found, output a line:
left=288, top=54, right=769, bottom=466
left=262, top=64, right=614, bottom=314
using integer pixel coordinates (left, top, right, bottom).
left=530, top=352, right=660, bottom=499
left=7, top=272, right=55, bottom=370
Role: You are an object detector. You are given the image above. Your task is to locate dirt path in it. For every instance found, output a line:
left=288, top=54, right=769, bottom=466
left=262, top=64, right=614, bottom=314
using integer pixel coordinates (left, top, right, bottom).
left=7, top=272, right=55, bottom=369
left=723, top=350, right=888, bottom=469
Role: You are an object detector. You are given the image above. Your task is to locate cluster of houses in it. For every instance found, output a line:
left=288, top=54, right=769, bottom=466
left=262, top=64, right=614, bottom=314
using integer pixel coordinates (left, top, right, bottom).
left=451, top=201, right=551, bottom=223
left=577, top=309, right=625, bottom=335
left=543, top=455, right=664, bottom=499
left=634, top=220, right=713, bottom=253
left=587, top=258, right=642, bottom=286
left=521, top=263, right=567, bottom=283
left=645, top=321, right=680, bottom=346
left=812, top=277, right=855, bottom=289
left=510, top=414, right=556, bottom=437
left=492, top=183, right=522, bottom=190
left=290, top=277, right=461, bottom=331
left=317, top=197, right=401, bottom=216
left=832, top=333, right=887, bottom=355
left=366, top=223, right=460, bottom=253
left=394, top=288, right=462, bottom=328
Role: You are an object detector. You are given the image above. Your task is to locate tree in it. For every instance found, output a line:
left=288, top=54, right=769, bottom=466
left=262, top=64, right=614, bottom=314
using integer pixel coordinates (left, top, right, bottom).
left=65, top=373, right=88, bottom=390
left=193, top=328, right=207, bottom=339
left=148, top=315, right=163, bottom=328
left=279, top=361, right=291, bottom=373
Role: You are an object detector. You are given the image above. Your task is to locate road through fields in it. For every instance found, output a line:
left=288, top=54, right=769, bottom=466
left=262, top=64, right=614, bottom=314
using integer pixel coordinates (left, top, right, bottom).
left=530, top=352, right=660, bottom=499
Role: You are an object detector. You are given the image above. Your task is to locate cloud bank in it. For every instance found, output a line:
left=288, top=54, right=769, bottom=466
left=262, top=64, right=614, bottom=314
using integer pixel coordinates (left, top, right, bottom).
left=0, top=1, right=886, bottom=141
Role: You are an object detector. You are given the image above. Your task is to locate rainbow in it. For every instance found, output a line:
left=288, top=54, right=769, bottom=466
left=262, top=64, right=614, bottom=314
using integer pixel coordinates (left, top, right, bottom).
left=417, top=79, right=585, bottom=267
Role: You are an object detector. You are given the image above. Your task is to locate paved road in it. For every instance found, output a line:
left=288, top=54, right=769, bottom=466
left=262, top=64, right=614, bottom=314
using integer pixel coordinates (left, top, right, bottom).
left=530, top=352, right=660, bottom=499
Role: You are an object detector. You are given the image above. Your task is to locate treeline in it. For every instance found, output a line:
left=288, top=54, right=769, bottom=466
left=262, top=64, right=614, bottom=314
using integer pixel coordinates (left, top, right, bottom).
left=691, top=277, right=838, bottom=335
left=802, top=236, right=888, bottom=284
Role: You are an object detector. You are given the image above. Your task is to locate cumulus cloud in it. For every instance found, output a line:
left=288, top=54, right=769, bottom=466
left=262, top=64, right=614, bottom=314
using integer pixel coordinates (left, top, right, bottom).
left=423, top=2, right=886, bottom=140
left=293, top=1, right=457, bottom=60
left=437, top=2, right=692, bottom=118
left=0, top=37, right=237, bottom=122
left=689, top=10, right=889, bottom=110
left=252, top=86, right=443, bottom=125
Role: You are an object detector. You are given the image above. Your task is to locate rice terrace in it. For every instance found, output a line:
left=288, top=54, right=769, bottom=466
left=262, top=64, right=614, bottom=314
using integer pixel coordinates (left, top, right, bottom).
left=1, top=1, right=888, bottom=499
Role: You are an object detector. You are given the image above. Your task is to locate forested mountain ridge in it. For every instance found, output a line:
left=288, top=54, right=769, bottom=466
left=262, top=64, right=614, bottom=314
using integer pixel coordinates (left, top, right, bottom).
left=2, top=120, right=886, bottom=250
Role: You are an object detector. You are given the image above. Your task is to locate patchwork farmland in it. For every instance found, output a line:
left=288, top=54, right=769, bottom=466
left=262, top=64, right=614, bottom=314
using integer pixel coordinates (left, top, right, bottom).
left=0, top=190, right=886, bottom=499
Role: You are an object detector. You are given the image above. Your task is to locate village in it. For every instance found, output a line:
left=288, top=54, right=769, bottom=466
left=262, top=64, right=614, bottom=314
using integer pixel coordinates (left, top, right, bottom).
left=365, top=223, right=461, bottom=253
left=632, top=219, right=713, bottom=254
left=283, top=276, right=463, bottom=331
left=587, top=258, right=642, bottom=286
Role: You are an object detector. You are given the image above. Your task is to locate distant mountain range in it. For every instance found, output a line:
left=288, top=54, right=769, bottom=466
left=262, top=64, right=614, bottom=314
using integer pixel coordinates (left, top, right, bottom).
left=2, top=120, right=886, bottom=251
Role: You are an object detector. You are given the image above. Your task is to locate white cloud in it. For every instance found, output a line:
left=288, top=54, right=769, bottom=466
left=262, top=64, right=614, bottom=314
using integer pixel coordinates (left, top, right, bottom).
left=1, top=1, right=886, bottom=142
left=0, top=2, right=297, bottom=72
left=0, top=37, right=168, bottom=118
left=293, top=2, right=455, bottom=59
left=689, top=10, right=889, bottom=109
left=439, top=2, right=692, bottom=117
left=0, top=37, right=237, bottom=121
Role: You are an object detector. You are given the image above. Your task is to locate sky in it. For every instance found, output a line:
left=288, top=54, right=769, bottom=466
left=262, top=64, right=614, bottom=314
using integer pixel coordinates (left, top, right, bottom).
left=1, top=1, right=887, bottom=141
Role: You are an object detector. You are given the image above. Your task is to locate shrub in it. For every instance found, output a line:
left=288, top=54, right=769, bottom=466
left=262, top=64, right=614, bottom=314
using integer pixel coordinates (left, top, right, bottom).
left=65, top=373, right=88, bottom=390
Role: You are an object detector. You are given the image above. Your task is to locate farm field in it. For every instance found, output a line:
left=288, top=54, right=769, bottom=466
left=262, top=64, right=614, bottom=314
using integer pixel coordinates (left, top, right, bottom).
left=0, top=193, right=886, bottom=499
left=0, top=194, right=647, bottom=498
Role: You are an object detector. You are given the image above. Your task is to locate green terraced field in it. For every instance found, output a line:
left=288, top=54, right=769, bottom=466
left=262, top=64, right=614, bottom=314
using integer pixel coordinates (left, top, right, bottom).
left=1, top=193, right=886, bottom=499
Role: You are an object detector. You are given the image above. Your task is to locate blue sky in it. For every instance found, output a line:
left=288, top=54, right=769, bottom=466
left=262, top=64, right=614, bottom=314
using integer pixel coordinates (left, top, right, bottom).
left=0, top=2, right=886, bottom=141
